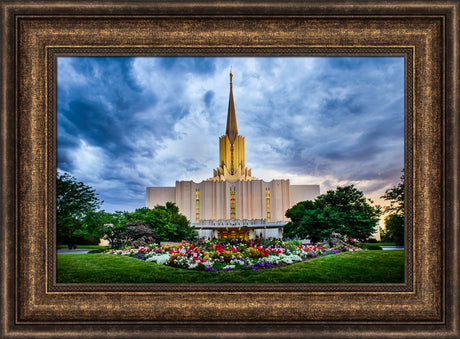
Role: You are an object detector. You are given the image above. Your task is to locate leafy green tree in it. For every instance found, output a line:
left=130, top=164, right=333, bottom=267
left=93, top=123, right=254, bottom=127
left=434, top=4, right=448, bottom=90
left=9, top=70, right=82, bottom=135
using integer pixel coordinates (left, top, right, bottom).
left=284, top=185, right=381, bottom=243
left=103, top=203, right=197, bottom=247
left=57, top=172, right=102, bottom=248
left=76, top=210, right=115, bottom=245
left=284, top=200, right=334, bottom=242
left=381, top=171, right=405, bottom=245
left=82, top=210, right=113, bottom=238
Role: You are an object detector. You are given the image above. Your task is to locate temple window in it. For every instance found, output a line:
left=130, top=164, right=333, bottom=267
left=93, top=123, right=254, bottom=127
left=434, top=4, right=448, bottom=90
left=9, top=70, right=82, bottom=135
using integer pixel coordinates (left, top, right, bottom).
left=266, top=188, right=270, bottom=223
left=195, top=189, right=200, bottom=223
left=230, top=188, right=236, bottom=220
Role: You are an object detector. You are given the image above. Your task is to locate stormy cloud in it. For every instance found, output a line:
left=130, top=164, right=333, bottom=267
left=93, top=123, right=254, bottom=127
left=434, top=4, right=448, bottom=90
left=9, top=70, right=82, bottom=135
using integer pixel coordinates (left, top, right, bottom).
left=57, top=56, right=404, bottom=212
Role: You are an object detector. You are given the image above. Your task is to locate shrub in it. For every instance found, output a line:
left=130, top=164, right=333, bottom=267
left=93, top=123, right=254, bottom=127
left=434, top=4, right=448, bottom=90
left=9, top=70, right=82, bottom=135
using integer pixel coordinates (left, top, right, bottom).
left=285, top=240, right=302, bottom=246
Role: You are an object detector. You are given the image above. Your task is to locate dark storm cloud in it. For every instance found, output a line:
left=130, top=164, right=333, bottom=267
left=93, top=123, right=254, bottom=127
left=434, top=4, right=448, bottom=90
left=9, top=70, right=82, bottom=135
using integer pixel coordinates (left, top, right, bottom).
left=58, top=58, right=155, bottom=157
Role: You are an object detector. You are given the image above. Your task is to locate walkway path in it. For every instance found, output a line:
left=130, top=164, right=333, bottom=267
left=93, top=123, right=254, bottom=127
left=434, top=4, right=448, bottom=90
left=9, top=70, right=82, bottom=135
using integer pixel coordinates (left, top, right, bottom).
left=57, top=248, right=92, bottom=254
left=380, top=246, right=404, bottom=250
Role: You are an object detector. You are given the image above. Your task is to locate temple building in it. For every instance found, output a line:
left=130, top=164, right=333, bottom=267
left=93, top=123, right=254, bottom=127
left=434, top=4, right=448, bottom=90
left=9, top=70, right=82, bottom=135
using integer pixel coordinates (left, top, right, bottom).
left=146, top=72, right=320, bottom=239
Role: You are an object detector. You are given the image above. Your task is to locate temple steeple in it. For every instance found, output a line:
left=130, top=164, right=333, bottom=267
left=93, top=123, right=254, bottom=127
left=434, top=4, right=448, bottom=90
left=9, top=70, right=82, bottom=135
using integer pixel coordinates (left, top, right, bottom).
left=209, top=71, right=257, bottom=183
left=226, top=71, right=238, bottom=144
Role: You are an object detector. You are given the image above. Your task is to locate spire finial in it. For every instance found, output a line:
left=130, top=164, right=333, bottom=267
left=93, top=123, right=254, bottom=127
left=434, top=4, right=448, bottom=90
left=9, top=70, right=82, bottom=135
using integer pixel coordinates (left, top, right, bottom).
left=230, top=67, right=233, bottom=87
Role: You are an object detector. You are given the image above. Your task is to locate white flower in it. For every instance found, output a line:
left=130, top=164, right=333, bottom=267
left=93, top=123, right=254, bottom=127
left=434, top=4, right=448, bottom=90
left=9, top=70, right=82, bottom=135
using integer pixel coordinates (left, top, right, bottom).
left=146, top=253, right=170, bottom=265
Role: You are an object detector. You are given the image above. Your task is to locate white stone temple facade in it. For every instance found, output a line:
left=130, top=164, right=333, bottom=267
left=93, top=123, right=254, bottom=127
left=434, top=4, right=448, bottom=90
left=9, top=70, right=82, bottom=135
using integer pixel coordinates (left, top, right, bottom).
left=146, top=71, right=320, bottom=239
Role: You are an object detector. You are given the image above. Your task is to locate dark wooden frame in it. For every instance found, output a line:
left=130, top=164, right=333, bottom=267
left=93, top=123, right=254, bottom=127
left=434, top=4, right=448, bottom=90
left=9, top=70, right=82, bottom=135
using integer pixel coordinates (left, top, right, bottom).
left=1, top=1, right=458, bottom=338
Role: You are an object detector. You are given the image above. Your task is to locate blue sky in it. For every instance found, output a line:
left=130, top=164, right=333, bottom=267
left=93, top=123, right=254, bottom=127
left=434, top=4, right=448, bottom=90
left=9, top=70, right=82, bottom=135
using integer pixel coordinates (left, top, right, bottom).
left=57, top=56, right=404, bottom=213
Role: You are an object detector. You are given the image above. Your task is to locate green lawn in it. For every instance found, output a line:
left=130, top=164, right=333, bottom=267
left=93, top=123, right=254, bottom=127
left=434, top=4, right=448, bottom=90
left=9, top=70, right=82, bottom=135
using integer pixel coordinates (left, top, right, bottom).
left=57, top=250, right=404, bottom=284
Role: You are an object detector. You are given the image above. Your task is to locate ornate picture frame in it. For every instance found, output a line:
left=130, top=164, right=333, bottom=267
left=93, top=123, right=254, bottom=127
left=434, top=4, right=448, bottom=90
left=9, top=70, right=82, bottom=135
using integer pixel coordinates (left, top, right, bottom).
left=1, top=1, right=458, bottom=337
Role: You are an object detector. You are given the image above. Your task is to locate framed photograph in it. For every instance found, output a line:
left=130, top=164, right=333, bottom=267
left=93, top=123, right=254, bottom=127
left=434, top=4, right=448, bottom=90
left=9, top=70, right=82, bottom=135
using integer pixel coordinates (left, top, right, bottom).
left=53, top=55, right=406, bottom=285
left=1, top=1, right=458, bottom=338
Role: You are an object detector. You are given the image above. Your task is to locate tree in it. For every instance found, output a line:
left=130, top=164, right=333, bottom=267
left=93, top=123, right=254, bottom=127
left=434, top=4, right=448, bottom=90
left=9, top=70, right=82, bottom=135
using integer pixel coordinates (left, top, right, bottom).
left=123, top=221, right=158, bottom=248
left=102, top=203, right=197, bottom=248
left=383, top=213, right=404, bottom=245
left=57, top=172, right=102, bottom=248
left=101, top=211, right=128, bottom=249
left=381, top=171, right=404, bottom=216
left=82, top=210, right=113, bottom=239
left=284, top=185, right=381, bottom=243
left=381, top=171, right=404, bottom=245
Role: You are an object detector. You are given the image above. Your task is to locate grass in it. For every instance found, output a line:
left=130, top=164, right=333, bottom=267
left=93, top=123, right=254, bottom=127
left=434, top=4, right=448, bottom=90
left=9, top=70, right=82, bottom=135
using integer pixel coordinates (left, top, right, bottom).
left=57, top=250, right=404, bottom=284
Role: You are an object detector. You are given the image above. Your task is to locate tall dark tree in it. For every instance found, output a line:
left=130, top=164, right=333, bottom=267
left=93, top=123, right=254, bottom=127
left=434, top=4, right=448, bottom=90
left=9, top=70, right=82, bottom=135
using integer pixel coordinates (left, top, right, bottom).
left=284, top=185, right=381, bottom=243
left=381, top=171, right=405, bottom=245
left=57, top=172, right=102, bottom=248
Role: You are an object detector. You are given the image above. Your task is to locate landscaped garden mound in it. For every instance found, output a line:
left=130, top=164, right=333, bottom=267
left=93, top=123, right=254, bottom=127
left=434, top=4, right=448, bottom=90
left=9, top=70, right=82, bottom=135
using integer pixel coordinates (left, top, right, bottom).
left=108, top=238, right=360, bottom=272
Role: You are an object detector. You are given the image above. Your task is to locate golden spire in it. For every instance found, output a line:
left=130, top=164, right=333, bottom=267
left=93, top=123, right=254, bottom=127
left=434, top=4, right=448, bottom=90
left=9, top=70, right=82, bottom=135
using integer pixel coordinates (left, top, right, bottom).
left=225, top=69, right=238, bottom=144
left=230, top=67, right=233, bottom=88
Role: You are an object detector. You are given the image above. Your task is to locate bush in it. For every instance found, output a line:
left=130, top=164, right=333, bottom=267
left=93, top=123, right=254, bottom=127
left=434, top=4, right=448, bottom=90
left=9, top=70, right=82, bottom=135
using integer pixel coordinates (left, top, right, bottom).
left=123, top=221, right=158, bottom=248
left=284, top=240, right=301, bottom=246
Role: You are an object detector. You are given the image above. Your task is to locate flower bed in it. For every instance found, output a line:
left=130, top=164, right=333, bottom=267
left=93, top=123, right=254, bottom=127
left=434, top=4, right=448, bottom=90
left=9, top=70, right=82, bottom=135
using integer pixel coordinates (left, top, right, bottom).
left=108, top=239, right=360, bottom=272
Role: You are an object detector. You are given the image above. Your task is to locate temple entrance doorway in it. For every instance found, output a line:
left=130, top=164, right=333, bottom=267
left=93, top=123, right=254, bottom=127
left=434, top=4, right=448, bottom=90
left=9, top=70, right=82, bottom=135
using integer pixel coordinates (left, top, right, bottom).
left=217, top=227, right=249, bottom=240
